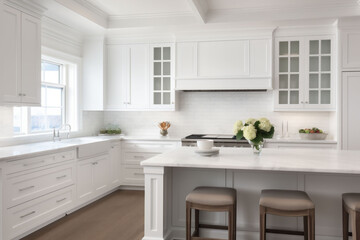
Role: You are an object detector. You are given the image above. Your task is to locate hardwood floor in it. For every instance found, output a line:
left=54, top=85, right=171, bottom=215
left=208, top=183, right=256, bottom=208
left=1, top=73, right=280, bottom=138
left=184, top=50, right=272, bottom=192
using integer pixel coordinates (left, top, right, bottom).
left=22, top=190, right=144, bottom=240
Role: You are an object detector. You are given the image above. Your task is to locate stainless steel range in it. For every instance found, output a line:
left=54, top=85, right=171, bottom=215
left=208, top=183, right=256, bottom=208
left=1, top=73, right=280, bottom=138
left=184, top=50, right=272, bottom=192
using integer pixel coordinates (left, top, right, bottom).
left=181, top=134, right=251, bottom=148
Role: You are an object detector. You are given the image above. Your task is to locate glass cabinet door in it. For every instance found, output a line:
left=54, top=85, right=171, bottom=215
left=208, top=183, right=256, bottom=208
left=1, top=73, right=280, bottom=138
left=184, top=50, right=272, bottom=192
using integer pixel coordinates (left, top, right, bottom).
left=308, top=39, right=331, bottom=105
left=151, top=46, right=173, bottom=106
left=278, top=41, right=300, bottom=105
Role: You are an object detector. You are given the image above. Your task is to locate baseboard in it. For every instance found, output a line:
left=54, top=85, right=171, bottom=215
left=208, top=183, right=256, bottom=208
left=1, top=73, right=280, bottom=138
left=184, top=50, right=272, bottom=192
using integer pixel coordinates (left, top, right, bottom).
left=119, top=185, right=144, bottom=191
left=166, top=227, right=342, bottom=240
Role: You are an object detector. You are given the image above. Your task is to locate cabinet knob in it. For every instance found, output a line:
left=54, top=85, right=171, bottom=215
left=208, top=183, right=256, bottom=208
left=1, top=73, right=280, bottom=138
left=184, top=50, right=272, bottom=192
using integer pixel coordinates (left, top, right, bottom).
left=301, top=101, right=304, bottom=104
left=305, top=101, right=309, bottom=104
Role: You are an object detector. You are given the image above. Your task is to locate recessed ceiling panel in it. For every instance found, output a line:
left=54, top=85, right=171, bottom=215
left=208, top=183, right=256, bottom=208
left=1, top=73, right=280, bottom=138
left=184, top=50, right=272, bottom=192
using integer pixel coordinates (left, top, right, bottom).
left=87, top=0, right=192, bottom=16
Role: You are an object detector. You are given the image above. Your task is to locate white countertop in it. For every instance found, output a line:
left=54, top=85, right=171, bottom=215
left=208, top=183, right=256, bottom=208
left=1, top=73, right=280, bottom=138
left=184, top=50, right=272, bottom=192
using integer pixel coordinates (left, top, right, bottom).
left=141, top=147, right=360, bottom=174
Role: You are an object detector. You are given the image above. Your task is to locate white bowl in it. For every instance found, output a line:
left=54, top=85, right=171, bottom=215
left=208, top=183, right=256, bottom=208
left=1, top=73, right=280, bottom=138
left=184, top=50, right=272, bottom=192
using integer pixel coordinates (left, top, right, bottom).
left=197, top=140, right=214, bottom=150
left=299, top=133, right=328, bottom=140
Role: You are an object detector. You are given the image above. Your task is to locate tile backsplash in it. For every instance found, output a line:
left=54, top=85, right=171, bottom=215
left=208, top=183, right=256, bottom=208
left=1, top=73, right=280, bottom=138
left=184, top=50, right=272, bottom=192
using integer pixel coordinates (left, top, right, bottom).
left=104, top=91, right=336, bottom=139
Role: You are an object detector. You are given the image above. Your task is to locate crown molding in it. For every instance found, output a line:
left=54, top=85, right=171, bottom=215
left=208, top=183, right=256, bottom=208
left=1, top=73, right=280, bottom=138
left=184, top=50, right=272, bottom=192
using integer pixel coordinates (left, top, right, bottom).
left=4, top=0, right=47, bottom=17
left=55, top=0, right=108, bottom=28
left=186, top=0, right=208, bottom=24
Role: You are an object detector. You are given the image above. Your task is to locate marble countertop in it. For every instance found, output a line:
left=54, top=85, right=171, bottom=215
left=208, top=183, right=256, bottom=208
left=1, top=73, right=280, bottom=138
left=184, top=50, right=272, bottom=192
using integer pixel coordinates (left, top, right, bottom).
left=141, top=147, right=360, bottom=174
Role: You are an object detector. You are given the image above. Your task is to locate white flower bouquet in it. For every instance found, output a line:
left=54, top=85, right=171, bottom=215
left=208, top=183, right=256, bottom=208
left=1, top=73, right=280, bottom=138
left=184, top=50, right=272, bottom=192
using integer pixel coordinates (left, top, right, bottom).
left=233, top=118, right=275, bottom=152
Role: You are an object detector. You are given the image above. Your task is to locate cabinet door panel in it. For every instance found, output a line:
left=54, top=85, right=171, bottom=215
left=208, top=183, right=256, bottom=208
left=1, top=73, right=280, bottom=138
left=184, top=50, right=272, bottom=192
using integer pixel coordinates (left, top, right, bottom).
left=77, top=159, right=94, bottom=201
left=21, top=13, right=41, bottom=105
left=106, top=45, right=126, bottom=109
left=176, top=42, right=197, bottom=78
left=342, top=72, right=360, bottom=150
left=1, top=6, right=21, bottom=103
left=110, top=144, right=121, bottom=186
left=342, top=31, right=360, bottom=70
left=250, top=39, right=271, bottom=77
left=198, top=40, right=249, bottom=77
left=127, top=45, right=149, bottom=109
left=93, top=155, right=110, bottom=194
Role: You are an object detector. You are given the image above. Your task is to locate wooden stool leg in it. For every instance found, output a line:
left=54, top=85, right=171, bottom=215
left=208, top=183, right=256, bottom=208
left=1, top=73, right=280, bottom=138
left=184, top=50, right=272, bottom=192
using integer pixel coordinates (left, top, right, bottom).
left=304, top=216, right=308, bottom=240
left=307, top=209, right=315, bottom=240
left=228, top=206, right=233, bottom=240
left=233, top=204, right=237, bottom=240
left=186, top=202, right=192, bottom=240
left=351, top=210, right=360, bottom=240
left=343, top=202, right=349, bottom=240
left=194, top=209, right=199, bottom=237
left=260, top=206, right=266, bottom=240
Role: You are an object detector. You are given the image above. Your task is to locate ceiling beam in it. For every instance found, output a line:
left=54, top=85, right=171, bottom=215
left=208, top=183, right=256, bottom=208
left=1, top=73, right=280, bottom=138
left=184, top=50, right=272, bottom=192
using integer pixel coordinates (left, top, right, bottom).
left=186, top=0, right=208, bottom=24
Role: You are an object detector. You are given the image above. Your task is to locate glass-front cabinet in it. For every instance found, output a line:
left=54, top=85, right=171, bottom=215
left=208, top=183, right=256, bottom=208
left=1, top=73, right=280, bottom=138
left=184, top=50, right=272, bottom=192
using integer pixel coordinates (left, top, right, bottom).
left=150, top=44, right=175, bottom=110
left=275, top=36, right=335, bottom=111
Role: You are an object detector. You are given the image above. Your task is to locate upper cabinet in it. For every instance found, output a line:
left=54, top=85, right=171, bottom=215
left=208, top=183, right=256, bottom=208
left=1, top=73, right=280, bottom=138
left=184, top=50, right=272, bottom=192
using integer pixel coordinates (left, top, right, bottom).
left=150, top=44, right=175, bottom=109
left=0, top=5, right=41, bottom=106
left=106, top=43, right=175, bottom=111
left=175, top=39, right=272, bottom=90
left=274, top=36, right=335, bottom=111
left=341, top=29, right=360, bottom=71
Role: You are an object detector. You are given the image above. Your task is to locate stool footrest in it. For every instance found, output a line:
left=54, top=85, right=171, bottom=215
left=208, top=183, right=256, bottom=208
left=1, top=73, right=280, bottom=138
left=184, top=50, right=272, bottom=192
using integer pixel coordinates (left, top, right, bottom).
left=198, top=224, right=228, bottom=230
left=266, top=228, right=304, bottom=236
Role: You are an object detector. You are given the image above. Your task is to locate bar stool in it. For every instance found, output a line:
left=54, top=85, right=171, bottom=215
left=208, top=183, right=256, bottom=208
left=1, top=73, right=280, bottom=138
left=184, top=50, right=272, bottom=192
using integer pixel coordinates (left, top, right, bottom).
left=342, top=193, right=360, bottom=239
left=186, top=186, right=237, bottom=240
left=259, top=189, right=315, bottom=240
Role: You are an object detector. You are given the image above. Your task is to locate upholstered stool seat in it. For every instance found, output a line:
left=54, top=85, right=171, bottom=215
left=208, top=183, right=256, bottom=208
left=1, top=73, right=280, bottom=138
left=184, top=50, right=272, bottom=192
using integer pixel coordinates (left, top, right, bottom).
left=259, top=189, right=315, bottom=240
left=342, top=193, right=360, bottom=239
left=186, top=186, right=237, bottom=240
left=260, top=189, right=315, bottom=211
left=186, top=187, right=236, bottom=206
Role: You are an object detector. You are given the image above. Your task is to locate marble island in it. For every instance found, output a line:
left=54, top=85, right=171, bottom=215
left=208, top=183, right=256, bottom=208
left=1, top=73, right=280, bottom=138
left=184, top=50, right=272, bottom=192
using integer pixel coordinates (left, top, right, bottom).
left=141, top=147, right=360, bottom=240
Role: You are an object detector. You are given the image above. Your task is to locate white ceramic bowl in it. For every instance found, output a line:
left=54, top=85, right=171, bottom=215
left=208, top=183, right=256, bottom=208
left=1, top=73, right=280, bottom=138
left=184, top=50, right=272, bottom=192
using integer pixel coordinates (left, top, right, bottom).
left=299, top=133, right=328, bottom=140
left=197, top=140, right=214, bottom=150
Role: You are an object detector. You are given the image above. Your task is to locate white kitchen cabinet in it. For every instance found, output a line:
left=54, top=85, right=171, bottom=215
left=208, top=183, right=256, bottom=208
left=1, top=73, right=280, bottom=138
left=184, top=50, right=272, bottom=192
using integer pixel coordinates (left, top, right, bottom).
left=77, top=154, right=111, bottom=205
left=341, top=72, right=360, bottom=150
left=106, top=44, right=149, bottom=110
left=274, top=36, right=335, bottom=111
left=83, top=37, right=105, bottom=111
left=265, top=142, right=337, bottom=149
left=150, top=44, right=175, bottom=110
left=109, top=142, right=121, bottom=187
left=3, top=149, right=76, bottom=240
left=341, top=29, right=360, bottom=70
left=0, top=5, right=41, bottom=106
left=121, top=140, right=179, bottom=186
left=175, top=39, right=272, bottom=90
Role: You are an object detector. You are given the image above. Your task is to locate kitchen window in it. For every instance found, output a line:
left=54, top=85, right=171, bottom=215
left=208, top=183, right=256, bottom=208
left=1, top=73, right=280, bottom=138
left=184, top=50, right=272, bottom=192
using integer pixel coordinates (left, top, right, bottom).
left=13, top=57, right=78, bottom=135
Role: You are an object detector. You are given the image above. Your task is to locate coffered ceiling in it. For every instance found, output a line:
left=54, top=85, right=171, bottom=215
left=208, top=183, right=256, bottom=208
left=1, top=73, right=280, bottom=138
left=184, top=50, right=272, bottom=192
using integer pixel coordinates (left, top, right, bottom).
left=30, top=0, right=360, bottom=33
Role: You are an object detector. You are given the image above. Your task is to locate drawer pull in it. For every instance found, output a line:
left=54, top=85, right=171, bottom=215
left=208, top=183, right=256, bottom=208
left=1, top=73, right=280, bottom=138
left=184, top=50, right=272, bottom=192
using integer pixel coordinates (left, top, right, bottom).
left=19, top=186, right=35, bottom=192
left=56, top=197, right=67, bottom=203
left=92, top=162, right=98, bottom=165
left=62, top=155, right=66, bottom=158
left=56, top=175, right=67, bottom=180
left=23, top=160, right=45, bottom=167
left=134, top=173, right=144, bottom=176
left=20, top=211, right=36, bottom=218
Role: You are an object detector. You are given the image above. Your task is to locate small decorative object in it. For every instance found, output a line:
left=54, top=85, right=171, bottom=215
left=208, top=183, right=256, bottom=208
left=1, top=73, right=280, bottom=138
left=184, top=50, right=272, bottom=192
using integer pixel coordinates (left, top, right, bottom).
left=158, top=121, right=171, bottom=136
left=299, top=127, right=328, bottom=140
left=233, top=118, right=275, bottom=155
left=99, top=124, right=122, bottom=135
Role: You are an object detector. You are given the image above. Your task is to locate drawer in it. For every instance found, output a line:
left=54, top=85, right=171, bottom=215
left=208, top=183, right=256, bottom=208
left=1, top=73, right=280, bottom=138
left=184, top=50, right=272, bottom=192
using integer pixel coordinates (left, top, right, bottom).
left=122, top=168, right=144, bottom=186
left=5, top=163, right=75, bottom=208
left=123, top=152, right=159, bottom=165
left=6, top=150, right=76, bottom=174
left=5, top=185, right=75, bottom=240
left=122, top=141, right=178, bottom=152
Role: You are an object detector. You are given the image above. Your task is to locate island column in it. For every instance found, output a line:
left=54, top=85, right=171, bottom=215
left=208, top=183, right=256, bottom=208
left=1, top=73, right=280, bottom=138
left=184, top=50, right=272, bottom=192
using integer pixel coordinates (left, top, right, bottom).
left=143, top=166, right=165, bottom=240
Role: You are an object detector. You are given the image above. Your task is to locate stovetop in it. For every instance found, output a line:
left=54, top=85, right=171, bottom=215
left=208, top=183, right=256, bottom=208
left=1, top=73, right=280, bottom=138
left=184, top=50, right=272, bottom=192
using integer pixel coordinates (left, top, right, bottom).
left=184, top=134, right=236, bottom=140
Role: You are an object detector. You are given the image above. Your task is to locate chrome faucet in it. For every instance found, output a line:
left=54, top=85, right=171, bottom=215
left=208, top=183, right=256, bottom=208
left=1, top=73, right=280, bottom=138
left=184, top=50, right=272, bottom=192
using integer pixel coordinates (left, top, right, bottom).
left=53, top=124, right=71, bottom=142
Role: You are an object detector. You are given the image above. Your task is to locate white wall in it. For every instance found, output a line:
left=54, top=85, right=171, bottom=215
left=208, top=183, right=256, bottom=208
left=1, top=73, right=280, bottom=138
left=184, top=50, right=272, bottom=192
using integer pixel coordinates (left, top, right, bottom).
left=104, top=91, right=336, bottom=139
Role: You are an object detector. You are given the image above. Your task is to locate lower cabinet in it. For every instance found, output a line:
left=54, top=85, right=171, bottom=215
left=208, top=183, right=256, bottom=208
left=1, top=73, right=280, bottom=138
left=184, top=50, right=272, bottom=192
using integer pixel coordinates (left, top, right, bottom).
left=121, top=140, right=180, bottom=186
left=109, top=142, right=121, bottom=187
left=76, top=154, right=111, bottom=206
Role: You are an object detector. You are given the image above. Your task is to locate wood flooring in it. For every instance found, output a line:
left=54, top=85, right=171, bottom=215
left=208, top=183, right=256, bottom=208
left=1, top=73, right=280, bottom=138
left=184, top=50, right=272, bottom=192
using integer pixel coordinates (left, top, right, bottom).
left=21, top=190, right=144, bottom=240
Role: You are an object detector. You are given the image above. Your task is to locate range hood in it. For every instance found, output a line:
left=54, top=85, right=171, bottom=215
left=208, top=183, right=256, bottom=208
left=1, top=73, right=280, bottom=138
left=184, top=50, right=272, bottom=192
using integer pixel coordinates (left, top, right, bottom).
left=175, top=77, right=272, bottom=92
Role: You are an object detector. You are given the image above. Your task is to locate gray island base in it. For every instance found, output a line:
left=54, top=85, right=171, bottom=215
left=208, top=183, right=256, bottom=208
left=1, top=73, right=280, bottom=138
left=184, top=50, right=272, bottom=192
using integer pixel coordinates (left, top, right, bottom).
left=141, top=147, right=360, bottom=240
